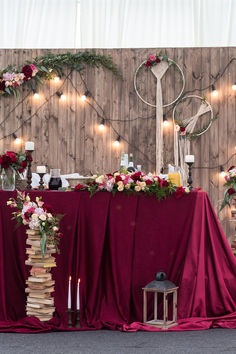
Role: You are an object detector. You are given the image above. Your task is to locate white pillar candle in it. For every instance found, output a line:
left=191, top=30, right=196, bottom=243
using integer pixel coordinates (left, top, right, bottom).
left=25, top=141, right=35, bottom=151
left=185, top=155, right=195, bottom=163
left=36, top=166, right=46, bottom=174
left=68, top=276, right=71, bottom=309
left=77, top=278, right=80, bottom=310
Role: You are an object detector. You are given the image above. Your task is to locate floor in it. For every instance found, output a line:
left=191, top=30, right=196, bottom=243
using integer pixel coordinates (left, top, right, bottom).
left=0, top=329, right=236, bottom=354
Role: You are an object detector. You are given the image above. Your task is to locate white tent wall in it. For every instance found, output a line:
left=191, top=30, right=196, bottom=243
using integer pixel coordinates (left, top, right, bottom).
left=1, top=0, right=236, bottom=48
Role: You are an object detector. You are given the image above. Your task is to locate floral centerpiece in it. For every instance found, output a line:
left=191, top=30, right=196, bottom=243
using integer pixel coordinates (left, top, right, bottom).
left=220, top=166, right=236, bottom=211
left=0, top=150, right=32, bottom=190
left=7, top=191, right=63, bottom=257
left=74, top=170, right=190, bottom=200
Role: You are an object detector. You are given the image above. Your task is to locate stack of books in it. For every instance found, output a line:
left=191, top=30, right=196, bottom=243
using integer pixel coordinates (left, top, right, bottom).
left=25, top=229, right=56, bottom=322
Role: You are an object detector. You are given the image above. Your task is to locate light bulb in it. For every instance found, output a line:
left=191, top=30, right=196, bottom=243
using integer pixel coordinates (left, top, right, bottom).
left=33, top=93, right=39, bottom=99
left=163, top=120, right=169, bottom=127
left=232, top=83, right=236, bottom=91
left=54, top=76, right=60, bottom=83
left=81, top=95, right=86, bottom=101
left=60, top=94, right=66, bottom=101
left=211, top=85, right=218, bottom=97
left=99, top=119, right=105, bottom=131
left=14, top=138, right=22, bottom=145
left=113, top=140, right=120, bottom=147
left=220, top=166, right=226, bottom=177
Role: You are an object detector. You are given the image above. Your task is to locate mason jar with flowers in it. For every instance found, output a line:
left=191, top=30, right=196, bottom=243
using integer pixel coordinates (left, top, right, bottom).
left=220, top=166, right=236, bottom=211
left=0, top=150, right=31, bottom=191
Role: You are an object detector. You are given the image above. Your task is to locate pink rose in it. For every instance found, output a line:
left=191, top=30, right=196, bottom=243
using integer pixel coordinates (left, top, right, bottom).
left=30, top=64, right=37, bottom=71
left=149, top=55, right=156, bottom=61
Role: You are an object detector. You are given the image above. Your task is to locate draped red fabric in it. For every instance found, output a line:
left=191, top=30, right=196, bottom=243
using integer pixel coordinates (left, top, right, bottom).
left=0, top=190, right=236, bottom=332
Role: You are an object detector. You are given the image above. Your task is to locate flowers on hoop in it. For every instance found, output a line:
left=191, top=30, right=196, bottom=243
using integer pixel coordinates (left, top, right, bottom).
left=7, top=191, right=63, bottom=257
left=74, top=170, right=191, bottom=201
left=0, top=150, right=31, bottom=174
left=175, top=124, right=186, bottom=138
left=145, top=54, right=161, bottom=68
left=220, top=166, right=236, bottom=211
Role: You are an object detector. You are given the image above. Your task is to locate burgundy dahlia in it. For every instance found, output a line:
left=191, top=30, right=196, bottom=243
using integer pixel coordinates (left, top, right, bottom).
left=21, top=65, right=33, bottom=81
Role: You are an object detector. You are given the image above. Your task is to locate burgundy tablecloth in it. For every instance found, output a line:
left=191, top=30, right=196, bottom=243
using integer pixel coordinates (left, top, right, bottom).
left=0, top=190, right=236, bottom=332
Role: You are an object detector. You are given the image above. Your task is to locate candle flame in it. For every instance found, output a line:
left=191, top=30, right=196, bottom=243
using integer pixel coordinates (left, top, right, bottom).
left=69, top=276, right=72, bottom=281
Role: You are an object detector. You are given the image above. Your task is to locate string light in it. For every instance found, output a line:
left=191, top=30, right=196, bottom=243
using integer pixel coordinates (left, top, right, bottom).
left=13, top=133, right=22, bottom=145
left=163, top=114, right=169, bottom=127
left=54, top=76, right=60, bottom=83
left=211, top=84, right=218, bottom=97
left=80, top=90, right=91, bottom=101
left=33, top=89, right=39, bottom=99
left=232, top=83, right=236, bottom=91
left=56, top=91, right=66, bottom=101
left=99, top=118, right=105, bottom=131
left=113, top=135, right=121, bottom=147
left=220, top=165, right=226, bottom=177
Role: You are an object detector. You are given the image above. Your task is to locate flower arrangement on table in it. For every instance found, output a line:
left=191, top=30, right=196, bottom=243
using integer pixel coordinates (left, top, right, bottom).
left=220, top=166, right=236, bottom=211
left=7, top=191, right=63, bottom=257
left=74, top=170, right=190, bottom=200
left=0, top=150, right=32, bottom=174
left=0, top=150, right=32, bottom=190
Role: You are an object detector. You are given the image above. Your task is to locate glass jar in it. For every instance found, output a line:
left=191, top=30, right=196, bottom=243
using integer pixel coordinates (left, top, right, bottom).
left=2, top=168, right=16, bottom=191
left=49, top=169, right=62, bottom=190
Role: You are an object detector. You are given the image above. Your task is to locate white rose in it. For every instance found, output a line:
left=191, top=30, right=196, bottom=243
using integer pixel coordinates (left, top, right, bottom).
left=96, top=175, right=105, bottom=184
left=114, top=172, right=120, bottom=177
left=47, top=213, right=53, bottom=219
left=154, top=177, right=158, bottom=182
left=117, top=185, right=124, bottom=191
left=121, top=175, right=125, bottom=180
left=39, top=214, right=46, bottom=221
left=134, top=186, right=141, bottom=192
left=175, top=124, right=180, bottom=132
left=140, top=181, right=146, bottom=187
left=53, top=226, right=59, bottom=231
left=184, top=187, right=190, bottom=194
left=32, top=213, right=38, bottom=219
left=125, top=184, right=131, bottom=189
left=7, top=201, right=12, bottom=205
left=117, top=181, right=123, bottom=186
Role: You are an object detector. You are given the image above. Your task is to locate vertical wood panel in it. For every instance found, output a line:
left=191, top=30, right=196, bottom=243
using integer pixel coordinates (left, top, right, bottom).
left=0, top=48, right=235, bottom=236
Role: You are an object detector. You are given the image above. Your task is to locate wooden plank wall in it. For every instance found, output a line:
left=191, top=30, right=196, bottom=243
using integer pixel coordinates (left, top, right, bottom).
left=0, top=48, right=235, bottom=236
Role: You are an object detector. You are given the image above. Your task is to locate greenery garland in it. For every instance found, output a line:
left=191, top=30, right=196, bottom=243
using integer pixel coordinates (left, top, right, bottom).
left=0, top=51, right=122, bottom=98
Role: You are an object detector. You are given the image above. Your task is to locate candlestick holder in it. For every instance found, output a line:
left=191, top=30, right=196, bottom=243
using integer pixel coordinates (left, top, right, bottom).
left=26, top=150, right=33, bottom=190
left=186, top=162, right=194, bottom=190
left=38, top=173, right=45, bottom=190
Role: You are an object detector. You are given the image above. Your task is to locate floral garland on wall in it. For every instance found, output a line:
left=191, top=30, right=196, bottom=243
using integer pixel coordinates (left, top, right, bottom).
left=0, top=52, right=122, bottom=97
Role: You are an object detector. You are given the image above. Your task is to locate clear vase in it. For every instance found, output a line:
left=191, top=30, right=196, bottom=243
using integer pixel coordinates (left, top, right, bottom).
left=1, top=168, right=16, bottom=191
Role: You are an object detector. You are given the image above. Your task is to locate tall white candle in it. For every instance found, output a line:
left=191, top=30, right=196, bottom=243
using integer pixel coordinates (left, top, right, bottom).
left=185, top=155, right=194, bottom=163
left=68, top=276, right=71, bottom=309
left=77, top=278, right=80, bottom=310
left=36, top=166, right=46, bottom=174
left=25, top=141, right=35, bottom=151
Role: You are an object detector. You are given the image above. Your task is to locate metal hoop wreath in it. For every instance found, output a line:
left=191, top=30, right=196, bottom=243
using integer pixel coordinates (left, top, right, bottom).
left=172, top=95, right=214, bottom=137
left=134, top=58, right=185, bottom=108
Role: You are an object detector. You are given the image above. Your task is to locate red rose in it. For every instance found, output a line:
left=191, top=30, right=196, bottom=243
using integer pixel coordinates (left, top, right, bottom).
left=145, top=61, right=151, bottom=67
left=160, top=179, right=169, bottom=187
left=156, top=58, right=160, bottom=63
left=180, top=126, right=185, bottom=132
left=43, top=204, right=54, bottom=214
left=174, top=186, right=185, bottom=199
left=228, top=166, right=235, bottom=172
left=146, top=179, right=153, bottom=185
left=0, top=155, right=12, bottom=169
left=6, top=151, right=18, bottom=162
left=131, top=171, right=142, bottom=181
left=0, top=80, right=6, bottom=91
left=106, top=173, right=113, bottom=178
left=57, top=232, right=63, bottom=238
left=21, top=65, right=33, bottom=80
left=75, top=183, right=86, bottom=191
left=115, top=175, right=122, bottom=183
left=228, top=188, right=236, bottom=195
